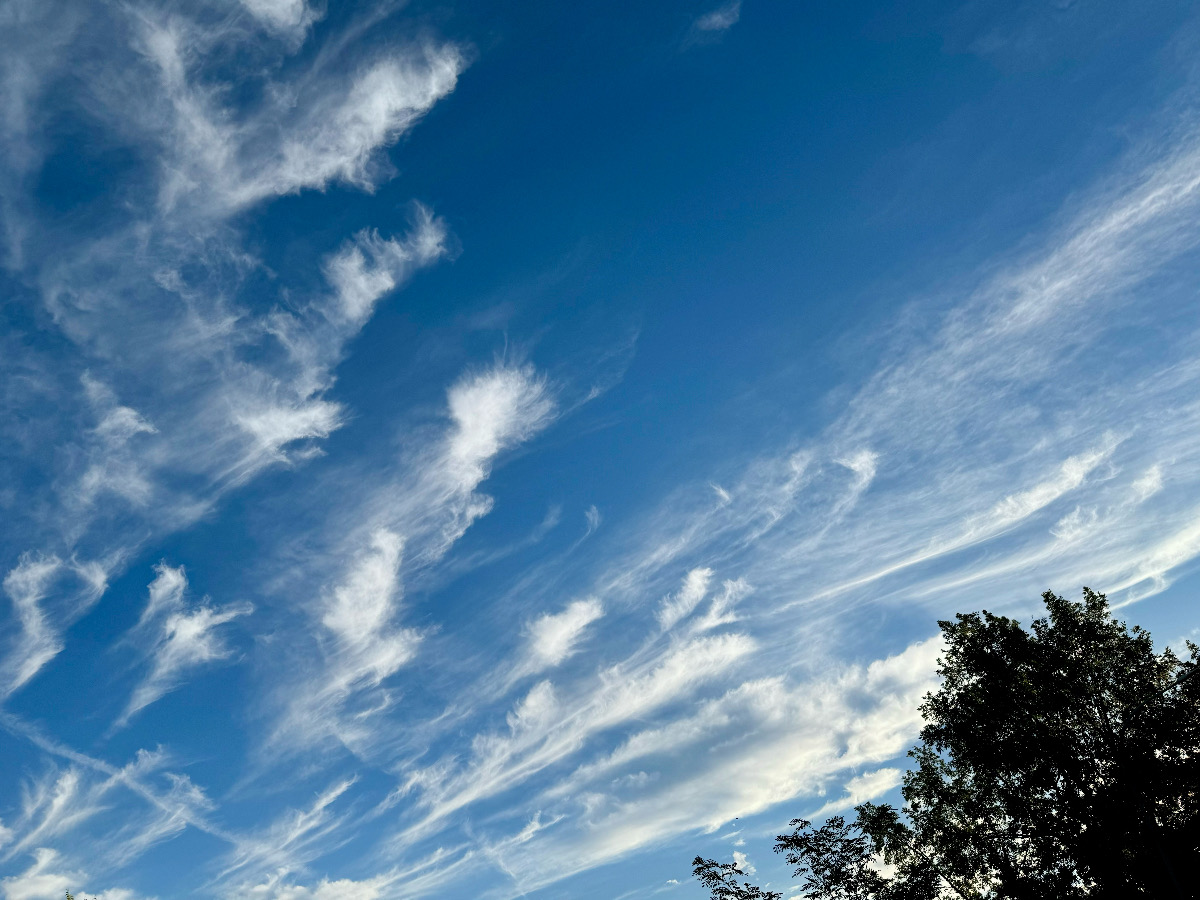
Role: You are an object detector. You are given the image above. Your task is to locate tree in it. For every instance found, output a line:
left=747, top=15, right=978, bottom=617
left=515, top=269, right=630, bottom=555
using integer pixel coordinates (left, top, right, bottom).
left=694, top=589, right=1200, bottom=899
left=691, top=857, right=782, bottom=900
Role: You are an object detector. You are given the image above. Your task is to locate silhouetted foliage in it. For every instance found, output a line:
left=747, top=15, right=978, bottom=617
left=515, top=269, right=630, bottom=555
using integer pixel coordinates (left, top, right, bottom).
left=692, top=857, right=782, bottom=900
left=694, top=589, right=1200, bottom=899
left=771, top=814, right=903, bottom=900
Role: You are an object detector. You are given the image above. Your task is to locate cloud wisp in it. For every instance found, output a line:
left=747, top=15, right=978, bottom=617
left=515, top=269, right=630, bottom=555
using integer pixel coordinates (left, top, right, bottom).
left=114, top=564, right=253, bottom=730
left=686, top=1, right=742, bottom=47
left=1, top=555, right=107, bottom=699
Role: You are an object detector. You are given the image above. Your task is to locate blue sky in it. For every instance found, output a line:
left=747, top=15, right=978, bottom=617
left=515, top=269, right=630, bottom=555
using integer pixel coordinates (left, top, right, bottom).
left=2, top=0, right=1200, bottom=897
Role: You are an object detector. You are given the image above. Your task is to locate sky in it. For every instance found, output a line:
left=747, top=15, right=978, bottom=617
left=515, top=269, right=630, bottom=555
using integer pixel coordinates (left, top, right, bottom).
left=1, top=0, right=1200, bottom=897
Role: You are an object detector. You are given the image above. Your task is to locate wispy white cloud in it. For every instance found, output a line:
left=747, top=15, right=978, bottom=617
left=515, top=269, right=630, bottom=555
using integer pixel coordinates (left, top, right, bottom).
left=445, top=365, right=556, bottom=495
left=1, top=555, right=107, bottom=698
left=266, top=51, right=464, bottom=201
left=0, top=847, right=155, bottom=900
left=231, top=845, right=475, bottom=900
left=536, top=126, right=1200, bottom=655
left=1, top=712, right=232, bottom=855
left=657, top=567, right=713, bottom=631
left=320, top=531, right=413, bottom=671
left=136, top=11, right=465, bottom=215
left=390, top=363, right=558, bottom=573
left=214, top=209, right=452, bottom=489
left=268, top=529, right=420, bottom=754
left=239, top=0, right=321, bottom=42
left=0, top=0, right=463, bottom=563
left=520, top=597, right=605, bottom=675
left=685, top=1, right=741, bottom=47
left=239, top=871, right=396, bottom=900
left=323, top=207, right=450, bottom=328
left=393, top=624, right=757, bottom=847
left=115, top=564, right=253, bottom=728
left=1, top=556, right=66, bottom=698
left=691, top=578, right=749, bottom=633
left=692, top=2, right=741, bottom=34
left=809, top=768, right=904, bottom=819
left=480, top=638, right=941, bottom=894
left=5, top=769, right=101, bottom=861
left=219, top=778, right=357, bottom=884
left=265, top=363, right=557, bottom=759
left=0, top=743, right=220, bottom=882
left=75, top=374, right=159, bottom=510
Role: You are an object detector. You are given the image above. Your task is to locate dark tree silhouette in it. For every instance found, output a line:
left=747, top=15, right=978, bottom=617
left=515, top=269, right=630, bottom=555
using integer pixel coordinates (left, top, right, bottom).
left=694, top=589, right=1200, bottom=899
left=691, top=857, right=783, bottom=900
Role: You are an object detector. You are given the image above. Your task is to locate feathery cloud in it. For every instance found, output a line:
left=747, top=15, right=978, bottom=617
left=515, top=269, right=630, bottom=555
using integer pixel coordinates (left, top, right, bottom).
left=1, top=555, right=107, bottom=698
left=136, top=11, right=465, bottom=215
left=518, top=598, right=605, bottom=677
left=657, top=567, right=713, bottom=631
left=686, top=1, right=741, bottom=47
left=115, top=564, right=252, bottom=728
left=323, top=208, right=450, bottom=327
left=239, top=0, right=321, bottom=41
left=219, top=778, right=357, bottom=884
left=693, top=2, right=741, bottom=34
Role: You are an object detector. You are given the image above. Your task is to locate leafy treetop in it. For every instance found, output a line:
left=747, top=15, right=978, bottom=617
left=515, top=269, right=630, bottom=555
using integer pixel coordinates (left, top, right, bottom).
left=694, top=589, right=1200, bottom=899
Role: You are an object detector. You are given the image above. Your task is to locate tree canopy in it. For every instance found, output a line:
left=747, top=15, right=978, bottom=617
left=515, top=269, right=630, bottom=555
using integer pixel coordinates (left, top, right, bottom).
left=693, top=589, right=1200, bottom=899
